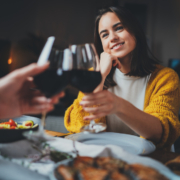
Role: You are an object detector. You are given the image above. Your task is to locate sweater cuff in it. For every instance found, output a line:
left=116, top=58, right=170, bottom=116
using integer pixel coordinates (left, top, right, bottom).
left=141, top=113, right=169, bottom=148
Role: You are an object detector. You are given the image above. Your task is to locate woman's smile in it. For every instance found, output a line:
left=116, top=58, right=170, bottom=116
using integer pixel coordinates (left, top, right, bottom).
left=111, top=42, right=125, bottom=50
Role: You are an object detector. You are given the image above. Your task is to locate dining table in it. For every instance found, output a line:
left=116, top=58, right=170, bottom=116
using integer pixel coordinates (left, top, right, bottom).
left=44, top=129, right=180, bottom=165
left=0, top=129, right=180, bottom=180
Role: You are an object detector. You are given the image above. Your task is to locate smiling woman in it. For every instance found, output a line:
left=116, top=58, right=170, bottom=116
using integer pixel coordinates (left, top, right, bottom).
left=98, top=12, right=136, bottom=68
left=64, top=6, right=180, bottom=151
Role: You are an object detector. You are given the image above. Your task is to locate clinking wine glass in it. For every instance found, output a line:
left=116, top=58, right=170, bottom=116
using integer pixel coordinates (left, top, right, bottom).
left=24, top=37, right=73, bottom=142
left=69, top=43, right=107, bottom=133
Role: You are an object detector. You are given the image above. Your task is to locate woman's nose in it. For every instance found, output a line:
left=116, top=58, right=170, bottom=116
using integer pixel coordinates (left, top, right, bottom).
left=109, top=32, right=119, bottom=42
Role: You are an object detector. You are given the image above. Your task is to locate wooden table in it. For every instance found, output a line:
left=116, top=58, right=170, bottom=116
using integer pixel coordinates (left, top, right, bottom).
left=44, top=130, right=180, bottom=165
left=45, top=130, right=69, bottom=137
left=144, top=149, right=180, bottom=164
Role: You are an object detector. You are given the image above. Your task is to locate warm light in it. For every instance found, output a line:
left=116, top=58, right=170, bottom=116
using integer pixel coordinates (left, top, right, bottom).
left=8, top=58, right=12, bottom=64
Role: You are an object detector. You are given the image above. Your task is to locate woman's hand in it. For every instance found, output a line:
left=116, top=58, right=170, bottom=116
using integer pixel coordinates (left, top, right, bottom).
left=80, top=90, right=122, bottom=120
left=80, top=90, right=163, bottom=142
left=100, top=52, right=121, bottom=79
left=93, top=52, right=121, bottom=93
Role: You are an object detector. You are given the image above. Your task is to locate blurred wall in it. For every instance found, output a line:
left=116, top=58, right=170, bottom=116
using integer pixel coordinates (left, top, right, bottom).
left=0, top=0, right=115, bottom=70
left=0, top=0, right=180, bottom=68
left=119, top=0, right=180, bottom=66
left=152, top=0, right=180, bottom=66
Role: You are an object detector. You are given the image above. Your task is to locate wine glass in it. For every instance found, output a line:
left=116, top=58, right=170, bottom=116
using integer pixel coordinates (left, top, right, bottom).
left=24, top=37, right=73, bottom=142
left=69, top=43, right=107, bottom=133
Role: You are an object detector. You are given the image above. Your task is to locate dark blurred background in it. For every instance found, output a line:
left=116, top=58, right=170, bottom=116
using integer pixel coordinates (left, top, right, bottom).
left=0, top=0, right=180, bottom=117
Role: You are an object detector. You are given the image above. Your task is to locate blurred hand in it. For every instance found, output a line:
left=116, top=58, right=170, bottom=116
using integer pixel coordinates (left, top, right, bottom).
left=80, top=90, right=122, bottom=120
left=0, top=63, right=64, bottom=119
left=100, top=52, right=121, bottom=78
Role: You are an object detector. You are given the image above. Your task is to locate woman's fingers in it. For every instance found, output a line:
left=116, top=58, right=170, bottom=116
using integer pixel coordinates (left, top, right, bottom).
left=80, top=90, right=120, bottom=120
left=83, top=104, right=111, bottom=114
left=82, top=90, right=108, bottom=100
left=80, top=90, right=112, bottom=107
left=84, top=111, right=108, bottom=120
left=80, top=96, right=104, bottom=107
left=116, top=59, right=121, bottom=69
left=112, top=57, right=121, bottom=69
left=80, top=97, right=106, bottom=107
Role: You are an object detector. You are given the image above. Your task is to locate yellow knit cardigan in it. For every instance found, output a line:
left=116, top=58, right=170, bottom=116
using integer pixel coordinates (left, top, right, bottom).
left=64, top=65, right=180, bottom=150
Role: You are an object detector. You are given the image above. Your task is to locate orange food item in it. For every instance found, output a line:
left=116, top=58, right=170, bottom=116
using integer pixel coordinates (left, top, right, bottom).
left=57, top=165, right=75, bottom=180
left=24, top=122, right=32, bottom=126
left=56, top=156, right=169, bottom=180
left=9, top=119, right=17, bottom=127
left=128, top=164, right=169, bottom=180
left=74, top=156, right=94, bottom=170
left=10, top=126, right=16, bottom=129
left=111, top=171, right=129, bottom=180
left=80, top=167, right=109, bottom=180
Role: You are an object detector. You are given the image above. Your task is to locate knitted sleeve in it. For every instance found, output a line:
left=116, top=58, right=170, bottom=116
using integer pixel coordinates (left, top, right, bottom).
left=64, top=91, right=106, bottom=133
left=143, top=67, right=180, bottom=150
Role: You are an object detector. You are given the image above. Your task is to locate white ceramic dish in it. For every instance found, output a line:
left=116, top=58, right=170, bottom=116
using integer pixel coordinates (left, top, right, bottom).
left=65, top=132, right=156, bottom=155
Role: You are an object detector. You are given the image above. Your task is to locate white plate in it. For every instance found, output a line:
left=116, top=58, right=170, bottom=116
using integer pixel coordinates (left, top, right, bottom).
left=65, top=132, right=156, bottom=155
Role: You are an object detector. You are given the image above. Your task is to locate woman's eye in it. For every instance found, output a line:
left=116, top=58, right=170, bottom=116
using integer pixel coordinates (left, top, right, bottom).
left=102, top=33, right=108, bottom=38
left=116, top=26, right=123, bottom=31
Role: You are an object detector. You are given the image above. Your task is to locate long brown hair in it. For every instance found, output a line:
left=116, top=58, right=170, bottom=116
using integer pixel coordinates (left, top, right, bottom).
left=94, top=6, right=160, bottom=89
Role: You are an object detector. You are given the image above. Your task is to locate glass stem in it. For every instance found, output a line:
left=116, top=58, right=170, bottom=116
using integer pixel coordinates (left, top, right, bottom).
left=89, top=119, right=95, bottom=128
left=40, top=112, right=46, bottom=132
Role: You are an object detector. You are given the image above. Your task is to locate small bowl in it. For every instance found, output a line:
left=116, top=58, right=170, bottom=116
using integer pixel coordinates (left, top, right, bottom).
left=0, top=115, right=40, bottom=143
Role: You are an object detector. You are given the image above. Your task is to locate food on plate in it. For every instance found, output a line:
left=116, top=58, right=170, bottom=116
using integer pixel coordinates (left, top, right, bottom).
left=126, top=164, right=169, bottom=180
left=56, top=165, right=76, bottom=180
left=110, top=171, right=129, bottom=180
left=74, top=156, right=94, bottom=170
left=96, top=156, right=127, bottom=172
left=55, top=156, right=169, bottom=180
left=22, top=120, right=34, bottom=127
left=79, top=167, right=109, bottom=180
left=0, top=119, right=38, bottom=129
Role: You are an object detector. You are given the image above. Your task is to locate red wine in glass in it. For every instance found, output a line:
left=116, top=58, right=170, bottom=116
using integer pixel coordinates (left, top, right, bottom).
left=34, top=68, right=71, bottom=98
left=71, top=69, right=102, bottom=93
left=34, top=42, right=73, bottom=97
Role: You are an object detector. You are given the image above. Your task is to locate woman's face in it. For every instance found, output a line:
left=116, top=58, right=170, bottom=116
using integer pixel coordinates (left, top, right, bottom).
left=98, top=12, right=136, bottom=61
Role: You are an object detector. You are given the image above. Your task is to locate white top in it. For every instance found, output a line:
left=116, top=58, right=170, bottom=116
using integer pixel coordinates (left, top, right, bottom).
left=107, top=68, right=151, bottom=135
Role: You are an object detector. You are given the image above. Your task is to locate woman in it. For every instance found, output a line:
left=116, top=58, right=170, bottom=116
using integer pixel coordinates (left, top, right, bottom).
left=64, top=6, right=180, bottom=150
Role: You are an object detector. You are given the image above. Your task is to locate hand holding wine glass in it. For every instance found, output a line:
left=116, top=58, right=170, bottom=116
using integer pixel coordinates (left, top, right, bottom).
left=24, top=37, right=72, bottom=142
left=69, top=43, right=107, bottom=133
left=0, top=63, right=64, bottom=119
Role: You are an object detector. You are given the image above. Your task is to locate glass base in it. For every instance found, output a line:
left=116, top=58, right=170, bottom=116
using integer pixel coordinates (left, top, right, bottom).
left=80, top=122, right=107, bottom=133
